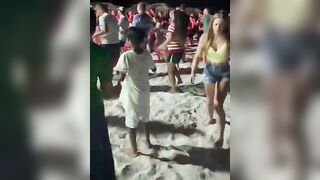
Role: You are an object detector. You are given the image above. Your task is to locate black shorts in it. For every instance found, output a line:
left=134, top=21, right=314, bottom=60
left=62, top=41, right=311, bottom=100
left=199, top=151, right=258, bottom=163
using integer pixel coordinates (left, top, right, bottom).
left=188, top=29, right=197, bottom=38
left=167, top=53, right=184, bottom=64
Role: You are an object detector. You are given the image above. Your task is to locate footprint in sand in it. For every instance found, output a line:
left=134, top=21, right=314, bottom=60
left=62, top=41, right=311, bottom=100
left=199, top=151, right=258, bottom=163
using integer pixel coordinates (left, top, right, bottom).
left=199, top=171, right=206, bottom=179
left=155, top=176, right=165, bottom=180
left=146, top=165, right=157, bottom=176
left=118, top=132, right=126, bottom=139
left=121, top=164, right=138, bottom=176
left=175, top=172, right=183, bottom=180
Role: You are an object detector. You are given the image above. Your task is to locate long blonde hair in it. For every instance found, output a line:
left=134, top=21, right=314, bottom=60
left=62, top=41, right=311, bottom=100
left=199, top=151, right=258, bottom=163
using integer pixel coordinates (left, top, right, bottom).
left=205, top=11, right=230, bottom=58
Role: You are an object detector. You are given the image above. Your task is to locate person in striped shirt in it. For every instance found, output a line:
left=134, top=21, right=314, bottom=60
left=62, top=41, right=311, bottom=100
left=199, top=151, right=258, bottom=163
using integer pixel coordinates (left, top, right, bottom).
left=157, top=10, right=189, bottom=93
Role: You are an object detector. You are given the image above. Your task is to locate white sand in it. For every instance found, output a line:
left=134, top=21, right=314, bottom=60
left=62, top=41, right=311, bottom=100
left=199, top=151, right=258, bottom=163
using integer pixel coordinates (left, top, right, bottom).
left=105, top=61, right=230, bottom=180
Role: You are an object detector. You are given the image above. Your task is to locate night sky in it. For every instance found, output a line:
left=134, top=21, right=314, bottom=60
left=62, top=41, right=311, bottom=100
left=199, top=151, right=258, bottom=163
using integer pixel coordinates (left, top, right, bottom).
left=91, top=0, right=230, bottom=11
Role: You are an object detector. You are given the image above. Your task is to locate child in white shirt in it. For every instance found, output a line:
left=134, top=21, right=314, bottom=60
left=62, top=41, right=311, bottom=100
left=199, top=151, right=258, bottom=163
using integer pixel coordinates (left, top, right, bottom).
left=114, top=27, right=156, bottom=157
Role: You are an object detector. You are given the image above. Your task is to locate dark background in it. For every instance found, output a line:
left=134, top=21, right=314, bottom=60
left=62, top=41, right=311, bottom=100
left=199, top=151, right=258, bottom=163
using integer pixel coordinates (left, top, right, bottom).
left=91, top=0, right=230, bottom=11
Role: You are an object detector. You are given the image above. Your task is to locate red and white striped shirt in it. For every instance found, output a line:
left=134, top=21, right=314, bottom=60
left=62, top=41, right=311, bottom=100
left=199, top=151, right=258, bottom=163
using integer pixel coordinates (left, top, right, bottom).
left=167, top=23, right=185, bottom=54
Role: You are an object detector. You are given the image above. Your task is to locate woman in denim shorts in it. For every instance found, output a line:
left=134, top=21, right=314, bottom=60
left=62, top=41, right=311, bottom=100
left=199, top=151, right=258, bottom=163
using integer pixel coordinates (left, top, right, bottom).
left=191, top=11, right=230, bottom=147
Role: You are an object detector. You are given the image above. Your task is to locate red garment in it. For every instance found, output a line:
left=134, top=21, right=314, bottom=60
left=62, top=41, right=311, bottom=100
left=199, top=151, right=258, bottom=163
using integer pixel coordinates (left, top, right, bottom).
left=189, top=18, right=198, bottom=30
left=128, top=15, right=133, bottom=23
left=115, top=15, right=120, bottom=21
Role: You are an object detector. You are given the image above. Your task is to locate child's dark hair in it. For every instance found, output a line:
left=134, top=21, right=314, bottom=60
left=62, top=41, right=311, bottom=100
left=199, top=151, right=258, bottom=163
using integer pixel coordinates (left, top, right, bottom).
left=125, top=27, right=146, bottom=54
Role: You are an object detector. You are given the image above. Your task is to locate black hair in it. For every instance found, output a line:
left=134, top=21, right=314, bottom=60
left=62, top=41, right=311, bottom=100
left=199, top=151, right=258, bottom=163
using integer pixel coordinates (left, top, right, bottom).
left=154, top=16, right=162, bottom=23
left=125, top=27, right=146, bottom=54
left=90, top=8, right=96, bottom=35
left=95, top=3, right=108, bottom=12
left=173, top=10, right=188, bottom=46
left=138, top=2, right=147, bottom=12
left=180, top=4, right=186, bottom=11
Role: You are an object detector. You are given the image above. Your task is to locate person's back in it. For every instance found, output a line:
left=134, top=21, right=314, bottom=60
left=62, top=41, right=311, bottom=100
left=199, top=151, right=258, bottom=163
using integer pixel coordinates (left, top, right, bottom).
left=118, top=9, right=129, bottom=43
left=117, top=50, right=154, bottom=91
left=99, top=13, right=120, bottom=44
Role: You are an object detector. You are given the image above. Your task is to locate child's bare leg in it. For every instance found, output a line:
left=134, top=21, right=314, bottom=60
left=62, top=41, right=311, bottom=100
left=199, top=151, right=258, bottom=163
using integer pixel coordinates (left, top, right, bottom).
left=126, top=128, right=139, bottom=157
left=144, top=122, right=152, bottom=148
left=175, top=64, right=183, bottom=84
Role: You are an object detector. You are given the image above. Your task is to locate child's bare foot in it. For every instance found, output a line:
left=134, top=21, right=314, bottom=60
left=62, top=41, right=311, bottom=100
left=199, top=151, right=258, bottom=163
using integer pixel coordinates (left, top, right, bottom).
left=147, top=142, right=153, bottom=149
left=169, top=88, right=178, bottom=94
left=123, top=148, right=139, bottom=157
left=204, top=118, right=216, bottom=126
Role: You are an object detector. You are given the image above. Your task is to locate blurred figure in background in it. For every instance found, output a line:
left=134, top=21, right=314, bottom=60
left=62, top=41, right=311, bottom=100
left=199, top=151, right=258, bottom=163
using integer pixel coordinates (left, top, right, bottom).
left=118, top=6, right=129, bottom=49
left=188, top=13, right=199, bottom=46
left=131, top=2, right=153, bottom=51
left=111, top=9, right=120, bottom=21
left=93, top=3, right=120, bottom=67
left=151, top=16, right=166, bottom=60
left=179, top=3, right=190, bottom=26
left=262, top=0, right=319, bottom=179
left=191, top=11, right=230, bottom=147
left=132, top=2, right=153, bottom=36
left=201, top=8, right=213, bottom=33
left=127, top=10, right=134, bottom=24
left=231, top=0, right=320, bottom=179
left=90, top=8, right=116, bottom=180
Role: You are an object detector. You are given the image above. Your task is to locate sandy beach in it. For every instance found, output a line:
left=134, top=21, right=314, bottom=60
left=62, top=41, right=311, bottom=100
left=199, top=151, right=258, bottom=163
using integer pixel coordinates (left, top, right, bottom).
left=105, top=61, right=230, bottom=180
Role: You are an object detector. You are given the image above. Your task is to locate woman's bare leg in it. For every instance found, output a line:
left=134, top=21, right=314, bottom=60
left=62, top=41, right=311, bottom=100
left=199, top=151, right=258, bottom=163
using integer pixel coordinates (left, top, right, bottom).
left=204, top=83, right=216, bottom=125
left=214, top=80, right=229, bottom=147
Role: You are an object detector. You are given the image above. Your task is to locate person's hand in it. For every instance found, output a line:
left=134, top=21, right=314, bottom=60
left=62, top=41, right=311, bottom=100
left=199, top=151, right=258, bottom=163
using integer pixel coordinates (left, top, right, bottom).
left=190, top=73, right=196, bottom=84
left=190, top=67, right=197, bottom=84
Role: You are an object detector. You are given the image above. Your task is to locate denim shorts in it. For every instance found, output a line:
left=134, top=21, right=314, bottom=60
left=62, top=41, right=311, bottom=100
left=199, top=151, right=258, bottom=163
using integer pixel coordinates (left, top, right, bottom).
left=203, top=62, right=230, bottom=84
left=265, top=29, right=320, bottom=72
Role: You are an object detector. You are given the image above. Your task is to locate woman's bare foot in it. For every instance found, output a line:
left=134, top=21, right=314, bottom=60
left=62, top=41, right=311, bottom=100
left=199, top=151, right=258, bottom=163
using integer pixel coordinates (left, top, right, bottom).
left=214, top=124, right=224, bottom=148
left=204, top=118, right=216, bottom=126
left=123, top=148, right=139, bottom=157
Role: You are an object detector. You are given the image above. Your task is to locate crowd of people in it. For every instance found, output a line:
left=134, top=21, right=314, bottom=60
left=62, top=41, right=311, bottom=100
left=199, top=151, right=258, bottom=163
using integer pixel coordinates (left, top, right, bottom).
left=90, top=2, right=230, bottom=179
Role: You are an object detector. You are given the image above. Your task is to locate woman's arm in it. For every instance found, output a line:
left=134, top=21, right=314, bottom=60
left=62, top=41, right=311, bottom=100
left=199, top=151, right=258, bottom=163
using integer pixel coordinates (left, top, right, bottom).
left=191, top=33, right=207, bottom=76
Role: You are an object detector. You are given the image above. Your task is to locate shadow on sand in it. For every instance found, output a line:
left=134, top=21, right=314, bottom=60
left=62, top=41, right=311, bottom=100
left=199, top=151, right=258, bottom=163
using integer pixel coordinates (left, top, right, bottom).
left=141, top=145, right=230, bottom=172
left=107, top=116, right=230, bottom=172
left=107, top=117, right=204, bottom=137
